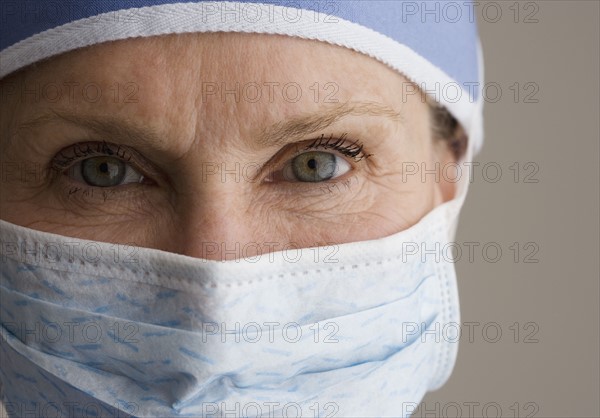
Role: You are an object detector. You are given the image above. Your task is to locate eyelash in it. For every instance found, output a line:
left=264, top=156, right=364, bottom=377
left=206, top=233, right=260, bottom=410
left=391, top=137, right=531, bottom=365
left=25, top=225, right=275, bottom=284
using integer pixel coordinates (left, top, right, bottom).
left=49, top=134, right=371, bottom=194
left=304, top=133, right=372, bottom=162
left=51, top=141, right=134, bottom=171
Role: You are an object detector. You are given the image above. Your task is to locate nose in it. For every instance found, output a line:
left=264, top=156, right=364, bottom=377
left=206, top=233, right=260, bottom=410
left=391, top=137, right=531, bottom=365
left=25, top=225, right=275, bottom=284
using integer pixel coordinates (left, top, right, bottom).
left=168, top=169, right=284, bottom=261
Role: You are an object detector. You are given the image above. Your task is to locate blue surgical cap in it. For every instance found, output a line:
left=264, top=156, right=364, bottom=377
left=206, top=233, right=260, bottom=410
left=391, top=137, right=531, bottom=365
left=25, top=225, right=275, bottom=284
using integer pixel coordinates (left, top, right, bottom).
left=0, top=0, right=484, bottom=152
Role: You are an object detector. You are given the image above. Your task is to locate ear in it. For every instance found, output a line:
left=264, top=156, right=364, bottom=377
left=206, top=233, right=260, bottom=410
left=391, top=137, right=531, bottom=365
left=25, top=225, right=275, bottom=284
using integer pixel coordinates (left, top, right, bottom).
left=429, top=104, right=468, bottom=204
left=433, top=139, right=458, bottom=204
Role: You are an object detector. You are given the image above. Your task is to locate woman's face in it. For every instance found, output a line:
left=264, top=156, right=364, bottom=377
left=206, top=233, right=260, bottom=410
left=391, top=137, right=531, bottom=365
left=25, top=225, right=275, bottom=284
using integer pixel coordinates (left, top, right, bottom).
left=0, top=33, right=455, bottom=260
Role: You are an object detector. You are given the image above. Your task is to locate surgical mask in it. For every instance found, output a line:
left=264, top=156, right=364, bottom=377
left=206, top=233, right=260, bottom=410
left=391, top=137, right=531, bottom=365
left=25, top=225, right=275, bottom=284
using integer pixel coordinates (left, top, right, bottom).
left=0, top=171, right=469, bottom=418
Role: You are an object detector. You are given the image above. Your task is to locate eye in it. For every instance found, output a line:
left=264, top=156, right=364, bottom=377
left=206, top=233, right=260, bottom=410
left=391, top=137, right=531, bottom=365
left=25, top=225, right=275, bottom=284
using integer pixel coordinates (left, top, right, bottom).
left=264, top=134, right=370, bottom=184
left=281, top=151, right=352, bottom=183
left=67, top=156, right=145, bottom=187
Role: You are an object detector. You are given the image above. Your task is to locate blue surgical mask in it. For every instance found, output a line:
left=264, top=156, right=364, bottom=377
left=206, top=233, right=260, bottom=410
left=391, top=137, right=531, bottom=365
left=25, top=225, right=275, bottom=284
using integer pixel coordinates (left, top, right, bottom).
left=0, top=185, right=465, bottom=418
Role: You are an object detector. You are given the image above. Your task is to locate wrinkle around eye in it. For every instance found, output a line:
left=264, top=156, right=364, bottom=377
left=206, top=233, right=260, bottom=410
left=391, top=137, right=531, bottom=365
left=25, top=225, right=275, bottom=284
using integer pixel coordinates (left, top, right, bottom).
left=270, top=175, right=365, bottom=218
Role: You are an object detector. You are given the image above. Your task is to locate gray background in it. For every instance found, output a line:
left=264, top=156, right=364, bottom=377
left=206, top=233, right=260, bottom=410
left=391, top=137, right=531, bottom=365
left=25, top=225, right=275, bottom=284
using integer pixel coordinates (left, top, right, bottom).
left=422, top=1, right=600, bottom=417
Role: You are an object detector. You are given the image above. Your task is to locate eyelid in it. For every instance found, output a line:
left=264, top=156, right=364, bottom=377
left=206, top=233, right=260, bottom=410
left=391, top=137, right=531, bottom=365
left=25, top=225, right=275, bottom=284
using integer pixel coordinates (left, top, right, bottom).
left=50, top=141, right=161, bottom=184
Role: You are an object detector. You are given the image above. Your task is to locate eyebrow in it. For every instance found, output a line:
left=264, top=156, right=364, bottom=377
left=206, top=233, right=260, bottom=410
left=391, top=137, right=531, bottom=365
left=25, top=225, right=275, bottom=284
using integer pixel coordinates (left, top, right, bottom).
left=10, top=101, right=403, bottom=153
left=256, top=101, right=404, bottom=146
left=10, top=110, right=167, bottom=156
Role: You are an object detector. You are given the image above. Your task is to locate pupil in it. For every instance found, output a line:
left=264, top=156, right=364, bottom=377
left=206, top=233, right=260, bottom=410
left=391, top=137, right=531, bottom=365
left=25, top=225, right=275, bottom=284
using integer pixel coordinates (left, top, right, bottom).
left=99, top=162, right=109, bottom=174
left=307, top=159, right=317, bottom=170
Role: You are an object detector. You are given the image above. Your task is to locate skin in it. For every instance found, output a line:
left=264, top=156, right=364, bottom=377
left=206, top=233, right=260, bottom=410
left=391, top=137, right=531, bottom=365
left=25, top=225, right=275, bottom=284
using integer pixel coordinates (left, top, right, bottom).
left=0, top=33, right=456, bottom=260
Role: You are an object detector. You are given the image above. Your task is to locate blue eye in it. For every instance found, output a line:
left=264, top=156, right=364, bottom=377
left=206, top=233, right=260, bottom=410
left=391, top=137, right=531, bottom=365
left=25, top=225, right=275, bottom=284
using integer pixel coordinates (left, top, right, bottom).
left=283, top=151, right=351, bottom=182
left=68, top=156, right=145, bottom=187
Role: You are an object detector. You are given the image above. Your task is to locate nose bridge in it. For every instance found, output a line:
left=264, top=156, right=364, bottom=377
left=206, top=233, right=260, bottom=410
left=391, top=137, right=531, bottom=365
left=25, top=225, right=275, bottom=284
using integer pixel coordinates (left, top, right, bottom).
left=174, top=163, right=264, bottom=261
left=199, top=158, right=259, bottom=187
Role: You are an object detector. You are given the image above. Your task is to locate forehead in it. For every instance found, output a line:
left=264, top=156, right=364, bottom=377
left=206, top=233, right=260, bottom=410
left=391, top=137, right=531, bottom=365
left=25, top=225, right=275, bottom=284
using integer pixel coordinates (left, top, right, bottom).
left=2, top=33, right=426, bottom=157
left=48, top=33, right=400, bottom=89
